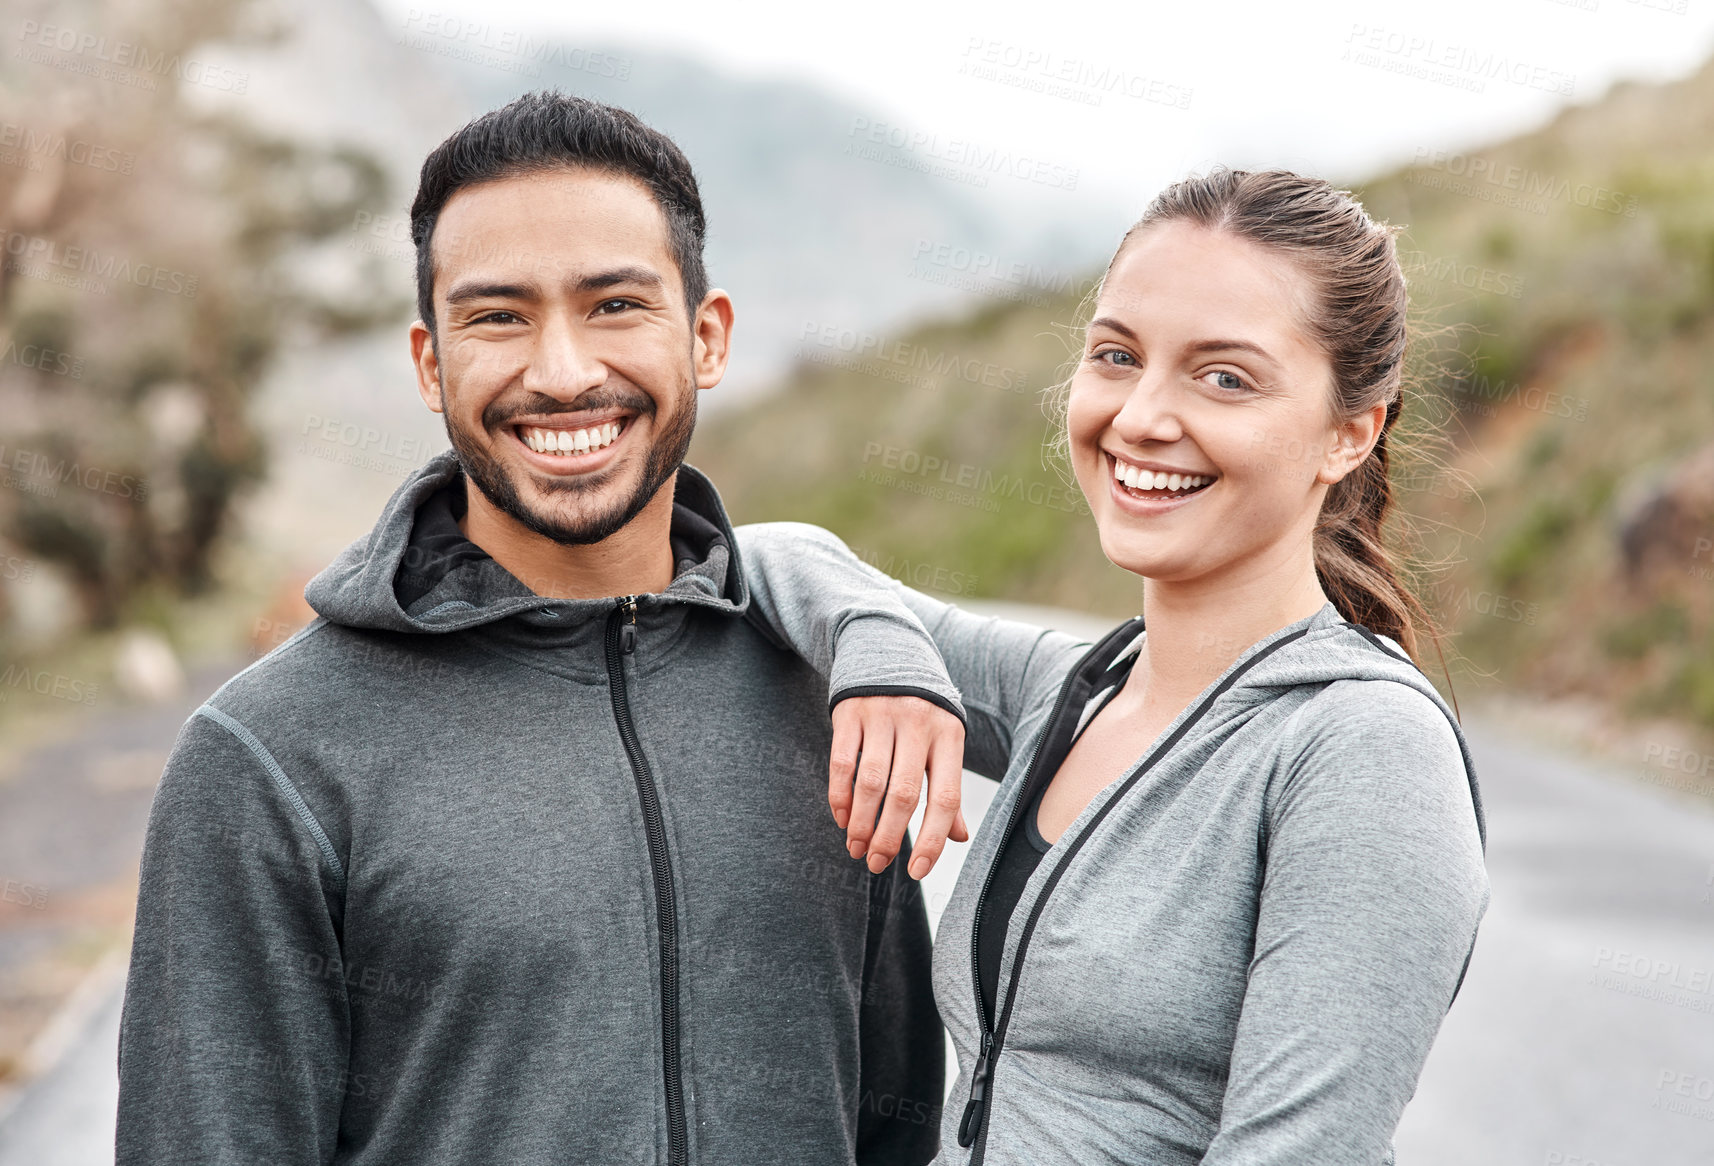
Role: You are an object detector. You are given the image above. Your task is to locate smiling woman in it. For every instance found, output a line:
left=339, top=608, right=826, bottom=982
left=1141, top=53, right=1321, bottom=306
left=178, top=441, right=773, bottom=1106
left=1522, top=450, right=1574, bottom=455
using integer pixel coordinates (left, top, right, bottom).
left=738, top=165, right=1489, bottom=1166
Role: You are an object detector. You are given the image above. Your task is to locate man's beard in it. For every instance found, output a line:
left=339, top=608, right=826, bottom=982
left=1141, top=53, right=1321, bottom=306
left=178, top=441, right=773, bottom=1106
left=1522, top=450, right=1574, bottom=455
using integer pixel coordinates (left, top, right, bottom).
left=442, top=380, right=698, bottom=547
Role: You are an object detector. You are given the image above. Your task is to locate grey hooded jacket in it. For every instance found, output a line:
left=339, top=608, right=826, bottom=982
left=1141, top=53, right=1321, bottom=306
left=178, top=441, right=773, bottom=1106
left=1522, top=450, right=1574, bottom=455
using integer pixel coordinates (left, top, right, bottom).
left=116, top=454, right=967, bottom=1166
left=739, top=522, right=1490, bottom=1166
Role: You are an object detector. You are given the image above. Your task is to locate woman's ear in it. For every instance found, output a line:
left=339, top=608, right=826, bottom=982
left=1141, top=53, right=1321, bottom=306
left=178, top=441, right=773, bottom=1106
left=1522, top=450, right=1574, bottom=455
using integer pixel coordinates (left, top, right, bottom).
left=1317, top=400, right=1388, bottom=485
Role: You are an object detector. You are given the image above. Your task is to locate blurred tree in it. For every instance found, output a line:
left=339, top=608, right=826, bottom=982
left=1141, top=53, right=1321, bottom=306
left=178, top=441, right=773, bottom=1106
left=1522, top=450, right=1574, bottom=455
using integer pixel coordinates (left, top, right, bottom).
left=0, top=0, right=393, bottom=627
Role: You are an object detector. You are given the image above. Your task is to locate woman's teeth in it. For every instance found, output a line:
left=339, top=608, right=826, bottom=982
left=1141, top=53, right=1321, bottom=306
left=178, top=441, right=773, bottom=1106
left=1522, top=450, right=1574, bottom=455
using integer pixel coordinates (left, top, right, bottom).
left=520, top=421, right=623, bottom=456
left=1113, top=459, right=1214, bottom=495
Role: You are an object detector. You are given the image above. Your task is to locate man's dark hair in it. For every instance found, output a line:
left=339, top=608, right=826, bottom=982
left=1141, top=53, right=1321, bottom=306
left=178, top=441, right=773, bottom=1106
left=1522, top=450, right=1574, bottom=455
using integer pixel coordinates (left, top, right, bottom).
left=410, top=91, right=709, bottom=335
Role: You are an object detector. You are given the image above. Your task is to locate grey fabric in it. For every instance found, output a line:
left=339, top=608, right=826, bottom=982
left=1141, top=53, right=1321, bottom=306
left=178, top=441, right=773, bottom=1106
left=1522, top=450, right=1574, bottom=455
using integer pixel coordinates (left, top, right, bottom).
left=117, top=455, right=965, bottom=1166
left=737, top=522, right=1490, bottom=1166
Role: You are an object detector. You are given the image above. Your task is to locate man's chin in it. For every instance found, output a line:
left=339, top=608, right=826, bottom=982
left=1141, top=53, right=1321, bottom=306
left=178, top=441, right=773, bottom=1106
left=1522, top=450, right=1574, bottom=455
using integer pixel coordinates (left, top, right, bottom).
left=465, top=452, right=665, bottom=547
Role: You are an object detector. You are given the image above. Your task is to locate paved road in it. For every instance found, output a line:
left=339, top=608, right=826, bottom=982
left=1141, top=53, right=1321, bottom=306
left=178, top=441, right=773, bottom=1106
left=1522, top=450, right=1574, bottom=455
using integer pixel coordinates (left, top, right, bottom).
left=2, top=605, right=1710, bottom=1163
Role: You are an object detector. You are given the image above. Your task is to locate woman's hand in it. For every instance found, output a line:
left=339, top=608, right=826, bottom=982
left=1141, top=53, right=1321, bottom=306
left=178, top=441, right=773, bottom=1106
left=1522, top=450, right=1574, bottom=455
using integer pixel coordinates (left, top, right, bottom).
left=830, top=695, right=969, bottom=880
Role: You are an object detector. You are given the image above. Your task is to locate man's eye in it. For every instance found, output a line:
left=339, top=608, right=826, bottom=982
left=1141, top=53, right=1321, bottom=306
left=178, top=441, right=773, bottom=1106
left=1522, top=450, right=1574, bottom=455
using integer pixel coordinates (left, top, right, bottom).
left=595, top=298, right=637, bottom=315
left=475, top=311, right=521, bottom=325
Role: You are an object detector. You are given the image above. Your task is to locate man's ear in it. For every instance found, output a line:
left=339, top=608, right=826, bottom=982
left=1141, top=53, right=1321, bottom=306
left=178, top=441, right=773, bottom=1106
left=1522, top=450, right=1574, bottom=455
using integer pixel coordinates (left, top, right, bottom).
left=692, top=289, right=735, bottom=391
left=410, top=320, right=444, bottom=413
left=1317, top=400, right=1387, bottom=485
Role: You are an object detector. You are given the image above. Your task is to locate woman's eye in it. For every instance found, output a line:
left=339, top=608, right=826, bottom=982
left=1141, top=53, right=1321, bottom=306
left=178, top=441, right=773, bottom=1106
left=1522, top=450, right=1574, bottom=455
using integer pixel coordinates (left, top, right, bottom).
left=1093, top=348, right=1137, bottom=367
left=1204, top=370, right=1248, bottom=392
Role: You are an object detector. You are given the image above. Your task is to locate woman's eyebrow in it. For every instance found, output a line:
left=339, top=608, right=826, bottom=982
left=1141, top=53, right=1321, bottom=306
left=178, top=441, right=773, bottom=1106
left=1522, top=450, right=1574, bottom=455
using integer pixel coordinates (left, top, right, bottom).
left=1183, top=338, right=1281, bottom=368
left=1088, top=316, right=1139, bottom=341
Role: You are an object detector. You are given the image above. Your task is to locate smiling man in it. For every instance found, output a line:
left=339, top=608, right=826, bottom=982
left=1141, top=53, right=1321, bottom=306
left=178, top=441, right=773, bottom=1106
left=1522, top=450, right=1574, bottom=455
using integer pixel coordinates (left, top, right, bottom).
left=116, top=92, right=967, bottom=1166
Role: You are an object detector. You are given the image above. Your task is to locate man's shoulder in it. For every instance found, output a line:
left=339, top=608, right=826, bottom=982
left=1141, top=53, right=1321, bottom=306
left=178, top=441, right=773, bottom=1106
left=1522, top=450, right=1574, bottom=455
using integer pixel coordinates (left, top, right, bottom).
left=201, top=619, right=452, bottom=729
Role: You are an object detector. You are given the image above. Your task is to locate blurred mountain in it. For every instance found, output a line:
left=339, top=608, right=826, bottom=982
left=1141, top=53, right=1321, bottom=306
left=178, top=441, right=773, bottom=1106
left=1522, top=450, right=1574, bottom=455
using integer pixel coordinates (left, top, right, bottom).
left=691, top=54, right=1714, bottom=730
left=200, top=0, right=1122, bottom=400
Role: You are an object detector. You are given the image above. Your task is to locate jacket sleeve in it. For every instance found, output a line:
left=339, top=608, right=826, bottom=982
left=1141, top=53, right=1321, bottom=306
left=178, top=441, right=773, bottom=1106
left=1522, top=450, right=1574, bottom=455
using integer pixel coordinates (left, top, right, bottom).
left=117, top=708, right=350, bottom=1166
left=854, top=832, right=945, bottom=1165
left=734, top=522, right=1088, bottom=779
left=1201, top=681, right=1490, bottom=1165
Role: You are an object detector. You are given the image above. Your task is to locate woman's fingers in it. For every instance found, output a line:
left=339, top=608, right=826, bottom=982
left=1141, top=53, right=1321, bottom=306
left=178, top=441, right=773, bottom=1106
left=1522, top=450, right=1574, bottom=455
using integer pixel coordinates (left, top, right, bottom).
left=828, top=704, right=864, bottom=831
left=844, top=716, right=895, bottom=862
left=866, top=730, right=930, bottom=874
left=829, top=695, right=969, bottom=876
left=907, top=725, right=967, bottom=880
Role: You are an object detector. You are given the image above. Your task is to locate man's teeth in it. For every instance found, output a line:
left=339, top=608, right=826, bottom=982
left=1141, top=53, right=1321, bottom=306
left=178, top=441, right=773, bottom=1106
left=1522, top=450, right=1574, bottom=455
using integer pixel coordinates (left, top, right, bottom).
left=1112, top=460, right=1214, bottom=493
left=521, top=421, right=623, bottom=456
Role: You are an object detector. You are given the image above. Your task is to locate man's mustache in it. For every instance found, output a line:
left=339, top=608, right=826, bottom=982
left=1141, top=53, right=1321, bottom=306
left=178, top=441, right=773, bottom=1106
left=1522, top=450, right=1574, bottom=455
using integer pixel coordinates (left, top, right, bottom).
left=482, top=388, right=656, bottom=429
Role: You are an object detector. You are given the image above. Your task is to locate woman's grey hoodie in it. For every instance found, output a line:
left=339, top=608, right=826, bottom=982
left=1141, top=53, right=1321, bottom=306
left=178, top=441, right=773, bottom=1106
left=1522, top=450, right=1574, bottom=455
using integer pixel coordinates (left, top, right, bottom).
left=739, top=522, right=1490, bottom=1166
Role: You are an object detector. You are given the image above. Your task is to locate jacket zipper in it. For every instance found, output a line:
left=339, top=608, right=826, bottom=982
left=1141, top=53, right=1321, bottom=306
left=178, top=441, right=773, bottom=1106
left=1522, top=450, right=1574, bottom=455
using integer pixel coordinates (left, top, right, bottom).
left=958, top=625, right=1314, bottom=1162
left=956, top=662, right=1081, bottom=1151
left=605, top=595, right=688, bottom=1166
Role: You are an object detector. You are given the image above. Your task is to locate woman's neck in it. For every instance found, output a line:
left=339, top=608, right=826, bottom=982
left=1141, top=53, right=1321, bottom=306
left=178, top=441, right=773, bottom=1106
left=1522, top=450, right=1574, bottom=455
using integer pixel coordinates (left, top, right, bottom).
left=1130, top=552, right=1331, bottom=712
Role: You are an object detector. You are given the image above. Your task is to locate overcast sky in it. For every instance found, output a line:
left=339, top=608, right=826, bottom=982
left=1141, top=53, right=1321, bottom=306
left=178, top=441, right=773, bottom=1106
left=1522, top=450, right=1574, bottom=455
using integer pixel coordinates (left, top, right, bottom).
left=375, top=0, right=1711, bottom=208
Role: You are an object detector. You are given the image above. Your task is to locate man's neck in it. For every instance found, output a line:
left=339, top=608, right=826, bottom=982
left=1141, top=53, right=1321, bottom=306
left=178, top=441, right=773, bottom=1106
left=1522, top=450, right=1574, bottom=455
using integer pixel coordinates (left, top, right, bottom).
left=457, top=473, right=680, bottom=600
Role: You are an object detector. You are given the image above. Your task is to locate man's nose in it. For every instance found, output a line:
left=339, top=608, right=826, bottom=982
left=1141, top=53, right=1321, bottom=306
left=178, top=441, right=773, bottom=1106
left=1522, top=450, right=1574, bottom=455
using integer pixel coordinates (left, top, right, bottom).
left=522, top=314, right=604, bottom=396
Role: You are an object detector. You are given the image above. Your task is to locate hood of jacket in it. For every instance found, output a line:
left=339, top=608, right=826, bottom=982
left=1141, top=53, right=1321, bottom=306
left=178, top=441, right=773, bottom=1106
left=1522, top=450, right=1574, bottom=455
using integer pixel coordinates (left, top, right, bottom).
left=303, top=450, right=749, bottom=634
left=1086, top=600, right=1487, bottom=847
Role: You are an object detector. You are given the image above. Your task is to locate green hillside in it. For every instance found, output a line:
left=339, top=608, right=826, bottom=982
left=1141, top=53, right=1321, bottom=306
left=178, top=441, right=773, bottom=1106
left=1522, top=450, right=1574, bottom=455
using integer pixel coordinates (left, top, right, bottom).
left=690, top=57, right=1714, bottom=728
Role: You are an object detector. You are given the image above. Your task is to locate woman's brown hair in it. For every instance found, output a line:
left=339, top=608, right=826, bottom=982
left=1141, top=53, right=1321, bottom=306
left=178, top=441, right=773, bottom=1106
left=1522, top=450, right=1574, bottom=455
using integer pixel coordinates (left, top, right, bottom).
left=1091, top=167, right=1451, bottom=680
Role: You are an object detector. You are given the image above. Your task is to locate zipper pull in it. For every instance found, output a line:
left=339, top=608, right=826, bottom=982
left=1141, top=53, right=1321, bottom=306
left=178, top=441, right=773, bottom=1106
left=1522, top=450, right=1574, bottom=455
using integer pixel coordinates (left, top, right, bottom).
left=957, top=1030, right=994, bottom=1148
left=618, top=596, right=639, bottom=654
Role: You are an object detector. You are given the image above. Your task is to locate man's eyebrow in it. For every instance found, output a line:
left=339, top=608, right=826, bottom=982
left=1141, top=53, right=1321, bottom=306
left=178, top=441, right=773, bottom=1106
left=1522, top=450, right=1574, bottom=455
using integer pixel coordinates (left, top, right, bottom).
left=572, top=266, right=664, bottom=294
left=444, top=279, right=536, bottom=306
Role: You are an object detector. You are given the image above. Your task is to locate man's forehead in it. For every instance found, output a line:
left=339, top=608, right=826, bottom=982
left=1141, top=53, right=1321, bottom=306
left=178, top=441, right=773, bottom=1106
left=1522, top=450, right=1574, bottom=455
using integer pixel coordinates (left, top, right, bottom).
left=435, top=167, right=666, bottom=238
left=430, top=169, right=676, bottom=288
